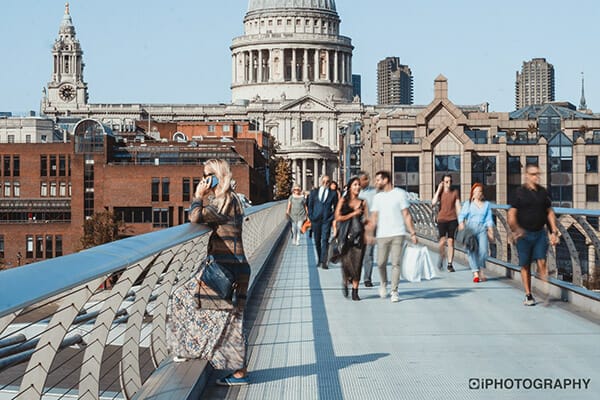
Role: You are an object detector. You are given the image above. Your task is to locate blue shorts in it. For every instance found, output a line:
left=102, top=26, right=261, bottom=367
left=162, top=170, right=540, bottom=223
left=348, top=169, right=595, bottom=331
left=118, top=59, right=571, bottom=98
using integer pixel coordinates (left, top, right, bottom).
left=516, top=229, right=549, bottom=267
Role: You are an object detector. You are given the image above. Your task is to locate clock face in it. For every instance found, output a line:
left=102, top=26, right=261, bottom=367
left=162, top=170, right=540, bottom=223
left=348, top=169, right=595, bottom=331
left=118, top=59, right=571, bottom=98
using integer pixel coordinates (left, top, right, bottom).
left=59, top=85, right=75, bottom=101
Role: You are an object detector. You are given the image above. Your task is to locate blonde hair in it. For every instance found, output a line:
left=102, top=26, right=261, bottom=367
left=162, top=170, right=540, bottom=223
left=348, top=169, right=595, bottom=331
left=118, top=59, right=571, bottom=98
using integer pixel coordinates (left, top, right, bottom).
left=204, top=159, right=232, bottom=198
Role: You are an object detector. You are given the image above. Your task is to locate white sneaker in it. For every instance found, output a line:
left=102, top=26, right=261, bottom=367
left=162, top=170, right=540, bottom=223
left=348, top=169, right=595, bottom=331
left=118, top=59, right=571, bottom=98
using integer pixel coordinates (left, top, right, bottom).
left=379, top=285, right=387, bottom=298
left=173, top=356, right=188, bottom=363
left=391, top=292, right=400, bottom=303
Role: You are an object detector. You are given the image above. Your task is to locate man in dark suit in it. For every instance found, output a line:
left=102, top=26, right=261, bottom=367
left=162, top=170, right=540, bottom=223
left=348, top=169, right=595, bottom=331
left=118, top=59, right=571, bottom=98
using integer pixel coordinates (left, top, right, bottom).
left=307, top=175, right=338, bottom=269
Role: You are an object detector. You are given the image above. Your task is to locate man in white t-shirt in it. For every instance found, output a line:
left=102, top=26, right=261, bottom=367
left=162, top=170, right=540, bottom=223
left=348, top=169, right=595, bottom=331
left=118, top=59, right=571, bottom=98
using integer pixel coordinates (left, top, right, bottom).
left=369, top=170, right=418, bottom=302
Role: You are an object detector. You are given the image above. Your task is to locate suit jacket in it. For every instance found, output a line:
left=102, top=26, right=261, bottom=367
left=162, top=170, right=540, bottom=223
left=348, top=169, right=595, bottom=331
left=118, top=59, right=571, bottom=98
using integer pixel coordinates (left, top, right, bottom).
left=307, top=187, right=338, bottom=224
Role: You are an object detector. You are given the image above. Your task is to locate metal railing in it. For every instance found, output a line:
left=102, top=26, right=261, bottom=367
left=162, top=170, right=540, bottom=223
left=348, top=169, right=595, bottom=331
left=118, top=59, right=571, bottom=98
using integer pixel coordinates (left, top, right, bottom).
left=408, top=199, right=600, bottom=290
left=0, top=201, right=287, bottom=400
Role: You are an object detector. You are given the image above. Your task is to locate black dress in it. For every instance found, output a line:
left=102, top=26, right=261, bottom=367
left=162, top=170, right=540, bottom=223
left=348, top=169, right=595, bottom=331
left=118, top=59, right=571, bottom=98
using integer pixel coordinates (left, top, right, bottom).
left=339, top=200, right=366, bottom=283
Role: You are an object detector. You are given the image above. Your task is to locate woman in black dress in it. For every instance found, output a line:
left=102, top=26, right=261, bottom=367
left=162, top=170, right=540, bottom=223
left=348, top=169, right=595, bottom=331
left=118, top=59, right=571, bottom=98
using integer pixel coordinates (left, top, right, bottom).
left=334, top=176, right=368, bottom=301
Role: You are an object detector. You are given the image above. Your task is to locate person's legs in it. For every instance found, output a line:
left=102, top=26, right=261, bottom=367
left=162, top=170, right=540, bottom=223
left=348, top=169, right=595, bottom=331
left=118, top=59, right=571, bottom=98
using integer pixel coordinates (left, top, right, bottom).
left=290, top=220, right=299, bottom=242
left=390, top=236, right=406, bottom=293
left=312, top=221, right=323, bottom=266
left=362, top=243, right=375, bottom=285
left=377, top=237, right=392, bottom=296
left=446, top=220, right=458, bottom=269
left=477, top=229, right=489, bottom=280
left=320, top=222, right=332, bottom=268
left=517, top=231, right=536, bottom=304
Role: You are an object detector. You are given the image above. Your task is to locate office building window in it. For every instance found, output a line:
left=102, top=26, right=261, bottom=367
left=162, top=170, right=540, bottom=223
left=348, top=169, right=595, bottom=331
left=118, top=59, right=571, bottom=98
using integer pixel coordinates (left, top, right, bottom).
left=393, top=156, right=419, bottom=195
left=13, top=181, right=20, bottom=197
left=26, top=235, right=33, bottom=258
left=50, top=155, right=57, bottom=177
left=59, top=155, right=66, bottom=176
left=153, top=208, right=169, bottom=228
left=4, top=181, right=10, bottom=197
left=13, top=156, right=19, bottom=176
left=36, top=235, right=43, bottom=258
left=60, top=182, right=67, bottom=197
left=162, top=178, right=170, bottom=202
left=3, top=156, right=10, bottom=176
left=50, top=182, right=57, bottom=197
left=586, top=156, right=598, bottom=173
left=434, top=155, right=461, bottom=188
left=55, top=235, right=63, bottom=257
left=390, top=130, right=415, bottom=144
left=41, top=182, right=48, bottom=197
left=183, top=178, right=191, bottom=201
left=152, top=178, right=160, bottom=202
left=586, top=185, right=599, bottom=202
left=471, top=154, right=496, bottom=201
left=41, top=155, right=48, bottom=176
left=0, top=235, right=4, bottom=258
left=45, top=235, right=53, bottom=259
left=465, top=129, right=488, bottom=144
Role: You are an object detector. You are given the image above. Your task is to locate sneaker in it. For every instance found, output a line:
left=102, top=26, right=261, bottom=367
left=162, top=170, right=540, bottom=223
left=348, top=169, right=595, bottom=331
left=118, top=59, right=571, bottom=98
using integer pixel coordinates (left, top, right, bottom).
left=173, top=356, right=188, bottom=363
left=379, top=285, right=387, bottom=298
left=364, top=280, right=373, bottom=287
left=216, top=374, right=250, bottom=386
left=447, top=264, right=455, bottom=272
left=391, top=292, right=400, bottom=303
left=523, top=294, right=536, bottom=306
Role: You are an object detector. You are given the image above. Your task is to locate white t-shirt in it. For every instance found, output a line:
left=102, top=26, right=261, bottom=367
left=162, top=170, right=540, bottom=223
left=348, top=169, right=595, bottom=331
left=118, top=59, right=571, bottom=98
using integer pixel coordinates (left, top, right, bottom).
left=358, top=186, right=376, bottom=211
left=371, top=187, right=410, bottom=238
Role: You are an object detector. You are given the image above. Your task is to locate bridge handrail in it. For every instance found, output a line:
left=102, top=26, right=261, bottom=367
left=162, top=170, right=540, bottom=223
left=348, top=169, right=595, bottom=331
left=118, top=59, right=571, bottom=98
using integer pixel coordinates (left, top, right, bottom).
left=0, top=201, right=288, bottom=400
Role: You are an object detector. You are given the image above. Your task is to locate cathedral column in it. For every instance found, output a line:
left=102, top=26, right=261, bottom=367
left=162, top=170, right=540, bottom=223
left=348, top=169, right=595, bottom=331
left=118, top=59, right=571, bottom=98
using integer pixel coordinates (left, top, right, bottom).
left=325, top=51, right=330, bottom=82
left=250, top=51, right=255, bottom=83
left=268, top=49, right=273, bottom=82
left=313, top=159, right=319, bottom=187
left=279, top=48, right=285, bottom=82
left=314, top=49, right=319, bottom=81
left=258, top=50, right=263, bottom=83
left=291, top=49, right=297, bottom=82
left=302, top=159, right=307, bottom=191
left=341, top=53, right=346, bottom=84
left=333, top=51, right=339, bottom=83
left=348, top=54, right=352, bottom=83
left=303, top=49, right=309, bottom=81
left=232, top=53, right=236, bottom=85
left=292, top=159, right=298, bottom=185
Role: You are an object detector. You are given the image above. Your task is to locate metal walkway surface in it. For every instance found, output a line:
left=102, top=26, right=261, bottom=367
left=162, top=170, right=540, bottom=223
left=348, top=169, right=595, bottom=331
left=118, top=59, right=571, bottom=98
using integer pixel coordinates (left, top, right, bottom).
left=206, top=234, right=600, bottom=400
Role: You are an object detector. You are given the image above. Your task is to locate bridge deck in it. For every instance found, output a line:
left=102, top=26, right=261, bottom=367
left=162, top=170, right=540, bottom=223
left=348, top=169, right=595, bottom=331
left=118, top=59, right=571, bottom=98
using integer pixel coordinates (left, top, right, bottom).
left=203, top=234, right=600, bottom=400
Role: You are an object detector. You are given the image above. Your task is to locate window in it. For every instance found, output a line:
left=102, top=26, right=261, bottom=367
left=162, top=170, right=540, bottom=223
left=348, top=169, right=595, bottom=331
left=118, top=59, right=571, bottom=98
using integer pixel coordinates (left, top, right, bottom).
left=7, top=135, right=14, bottom=143
left=0, top=235, right=4, bottom=258
left=301, top=121, right=313, bottom=140
left=55, top=236, right=63, bottom=257
left=586, top=156, right=598, bottom=173
left=50, top=182, right=57, bottom=197
left=114, top=207, right=153, bottom=223
left=389, top=130, right=415, bottom=144
left=183, top=178, right=191, bottom=201
left=45, top=235, right=53, bottom=259
left=434, top=155, right=461, bottom=188
left=162, top=178, right=170, bottom=201
left=59, top=155, right=66, bottom=176
left=222, top=125, right=230, bottom=133
left=525, top=156, right=538, bottom=167
left=234, top=124, right=243, bottom=133
left=36, top=235, right=43, bottom=258
left=393, top=156, right=419, bottom=195
left=208, top=125, right=216, bottom=133
left=26, top=135, right=31, bottom=143
left=151, top=178, right=160, bottom=202
left=60, top=182, right=66, bottom=197
left=41, top=182, right=48, bottom=197
left=13, top=181, right=20, bottom=197
left=41, top=155, right=48, bottom=176
left=50, top=155, right=57, bottom=176
left=471, top=154, right=496, bottom=201
left=3, top=156, right=10, bottom=176
left=465, top=129, right=488, bottom=144
left=13, top=156, right=19, bottom=176
left=586, top=185, right=599, bottom=202
left=26, top=235, right=33, bottom=258
left=153, top=208, right=169, bottom=228
left=4, top=181, right=10, bottom=197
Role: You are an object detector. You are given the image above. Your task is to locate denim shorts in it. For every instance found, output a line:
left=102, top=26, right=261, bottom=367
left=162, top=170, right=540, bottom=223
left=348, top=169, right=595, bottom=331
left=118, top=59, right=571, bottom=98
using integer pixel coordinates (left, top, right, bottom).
left=516, top=229, right=549, bottom=267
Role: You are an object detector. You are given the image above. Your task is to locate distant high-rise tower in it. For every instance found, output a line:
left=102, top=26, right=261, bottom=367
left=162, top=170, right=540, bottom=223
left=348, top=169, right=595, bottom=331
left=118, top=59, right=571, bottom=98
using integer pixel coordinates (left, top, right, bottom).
left=352, top=74, right=361, bottom=99
left=377, top=57, right=413, bottom=105
left=515, top=58, right=555, bottom=109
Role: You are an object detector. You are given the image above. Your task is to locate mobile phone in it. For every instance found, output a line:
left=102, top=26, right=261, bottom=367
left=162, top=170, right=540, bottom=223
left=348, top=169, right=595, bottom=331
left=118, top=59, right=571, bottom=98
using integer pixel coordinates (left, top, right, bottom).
left=206, top=175, right=219, bottom=188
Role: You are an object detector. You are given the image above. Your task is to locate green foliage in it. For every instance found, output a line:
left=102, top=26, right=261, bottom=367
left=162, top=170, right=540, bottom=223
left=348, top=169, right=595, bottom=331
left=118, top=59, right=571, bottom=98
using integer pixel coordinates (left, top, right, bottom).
left=80, top=210, right=126, bottom=250
left=274, top=157, right=293, bottom=200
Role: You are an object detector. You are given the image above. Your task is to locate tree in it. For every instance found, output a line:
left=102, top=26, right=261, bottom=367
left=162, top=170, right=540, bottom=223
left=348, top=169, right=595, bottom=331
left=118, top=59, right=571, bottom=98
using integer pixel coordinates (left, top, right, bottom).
left=273, top=157, right=293, bottom=200
left=80, top=210, right=127, bottom=250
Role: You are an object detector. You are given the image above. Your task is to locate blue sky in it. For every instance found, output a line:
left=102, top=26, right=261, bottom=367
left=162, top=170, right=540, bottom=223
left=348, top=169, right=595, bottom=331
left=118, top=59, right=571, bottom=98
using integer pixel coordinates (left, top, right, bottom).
left=1, top=0, right=599, bottom=114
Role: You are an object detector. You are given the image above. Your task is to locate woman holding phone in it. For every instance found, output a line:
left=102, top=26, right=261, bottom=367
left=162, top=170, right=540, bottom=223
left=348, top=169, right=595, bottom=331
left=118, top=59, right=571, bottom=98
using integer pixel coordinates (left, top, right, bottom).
left=169, top=159, right=250, bottom=386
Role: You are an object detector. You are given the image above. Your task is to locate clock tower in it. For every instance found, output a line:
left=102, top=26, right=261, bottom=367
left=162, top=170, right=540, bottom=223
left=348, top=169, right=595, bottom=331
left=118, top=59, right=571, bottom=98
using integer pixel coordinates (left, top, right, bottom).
left=43, top=3, right=88, bottom=112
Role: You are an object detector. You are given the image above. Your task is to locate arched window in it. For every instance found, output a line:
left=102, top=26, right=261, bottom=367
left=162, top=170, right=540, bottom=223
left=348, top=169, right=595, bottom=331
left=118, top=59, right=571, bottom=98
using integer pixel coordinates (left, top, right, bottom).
left=173, top=132, right=187, bottom=142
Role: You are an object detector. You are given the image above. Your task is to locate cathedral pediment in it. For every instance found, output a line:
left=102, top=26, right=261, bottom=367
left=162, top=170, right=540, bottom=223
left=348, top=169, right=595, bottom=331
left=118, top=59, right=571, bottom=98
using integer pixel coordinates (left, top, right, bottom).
left=279, top=95, right=337, bottom=112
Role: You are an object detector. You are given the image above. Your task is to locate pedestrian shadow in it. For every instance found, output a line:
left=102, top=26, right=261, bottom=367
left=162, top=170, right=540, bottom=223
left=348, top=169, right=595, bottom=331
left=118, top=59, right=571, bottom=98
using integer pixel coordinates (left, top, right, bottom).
left=247, top=352, right=389, bottom=385
left=399, top=287, right=473, bottom=300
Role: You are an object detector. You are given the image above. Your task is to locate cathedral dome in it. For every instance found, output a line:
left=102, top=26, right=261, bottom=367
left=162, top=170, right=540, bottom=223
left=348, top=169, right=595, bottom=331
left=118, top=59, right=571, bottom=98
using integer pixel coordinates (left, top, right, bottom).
left=247, top=0, right=337, bottom=13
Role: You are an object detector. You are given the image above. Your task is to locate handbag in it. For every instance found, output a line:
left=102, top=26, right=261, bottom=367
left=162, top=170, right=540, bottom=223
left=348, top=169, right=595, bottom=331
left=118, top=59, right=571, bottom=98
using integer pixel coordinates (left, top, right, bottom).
left=199, top=256, right=238, bottom=301
left=300, top=219, right=311, bottom=234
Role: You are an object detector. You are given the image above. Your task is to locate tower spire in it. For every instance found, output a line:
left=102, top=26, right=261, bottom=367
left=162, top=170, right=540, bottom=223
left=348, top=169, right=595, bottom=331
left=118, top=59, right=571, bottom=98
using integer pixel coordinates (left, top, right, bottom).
left=579, top=72, right=587, bottom=111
